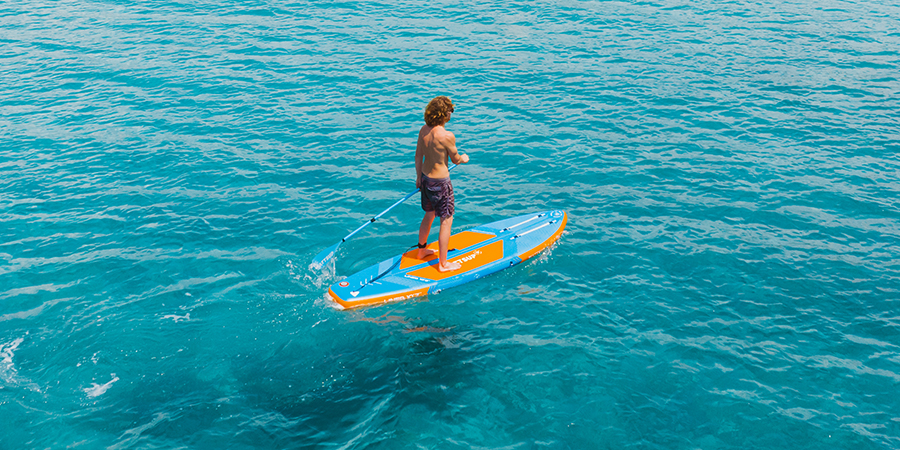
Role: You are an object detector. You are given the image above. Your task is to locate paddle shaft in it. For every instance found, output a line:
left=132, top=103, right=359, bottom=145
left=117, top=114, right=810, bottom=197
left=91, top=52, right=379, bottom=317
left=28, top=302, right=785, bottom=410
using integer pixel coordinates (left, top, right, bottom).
left=337, top=163, right=459, bottom=244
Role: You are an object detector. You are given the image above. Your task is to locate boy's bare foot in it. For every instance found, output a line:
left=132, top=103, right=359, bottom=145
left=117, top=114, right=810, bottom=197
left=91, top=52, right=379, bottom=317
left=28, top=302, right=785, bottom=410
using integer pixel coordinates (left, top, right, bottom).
left=417, top=248, right=436, bottom=259
left=437, top=260, right=462, bottom=272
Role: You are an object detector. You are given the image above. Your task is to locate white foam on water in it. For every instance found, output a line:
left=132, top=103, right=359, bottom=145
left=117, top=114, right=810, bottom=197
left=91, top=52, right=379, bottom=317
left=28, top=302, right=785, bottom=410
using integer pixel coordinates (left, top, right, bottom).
left=1, top=336, right=41, bottom=392
left=0, top=337, right=25, bottom=384
left=162, top=313, right=190, bottom=322
left=318, top=292, right=345, bottom=310
left=306, top=255, right=338, bottom=289
left=83, top=374, right=119, bottom=398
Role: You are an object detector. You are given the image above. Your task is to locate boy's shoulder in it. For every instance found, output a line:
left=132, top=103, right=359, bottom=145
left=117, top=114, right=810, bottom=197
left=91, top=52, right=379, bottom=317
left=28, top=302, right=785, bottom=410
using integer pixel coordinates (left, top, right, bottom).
left=437, top=127, right=455, bottom=144
left=419, top=124, right=454, bottom=140
left=433, top=125, right=454, bottom=139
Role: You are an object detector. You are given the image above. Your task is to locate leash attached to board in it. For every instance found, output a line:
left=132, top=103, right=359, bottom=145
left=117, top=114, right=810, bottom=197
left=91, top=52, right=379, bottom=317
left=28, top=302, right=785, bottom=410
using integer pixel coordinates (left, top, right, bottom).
left=310, top=163, right=459, bottom=271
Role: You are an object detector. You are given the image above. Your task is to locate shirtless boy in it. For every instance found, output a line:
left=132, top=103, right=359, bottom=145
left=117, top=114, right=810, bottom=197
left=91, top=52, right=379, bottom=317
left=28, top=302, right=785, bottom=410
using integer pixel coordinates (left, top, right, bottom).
left=415, top=96, right=470, bottom=272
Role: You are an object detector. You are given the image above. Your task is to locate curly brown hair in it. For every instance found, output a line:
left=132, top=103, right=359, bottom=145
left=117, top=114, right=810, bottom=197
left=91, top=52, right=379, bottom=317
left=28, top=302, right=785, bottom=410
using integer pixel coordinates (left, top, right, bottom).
left=424, top=96, right=455, bottom=127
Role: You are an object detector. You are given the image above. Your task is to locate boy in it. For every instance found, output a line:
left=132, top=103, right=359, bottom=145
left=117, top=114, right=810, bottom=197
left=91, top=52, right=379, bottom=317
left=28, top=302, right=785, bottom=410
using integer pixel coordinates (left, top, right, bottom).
left=415, top=96, right=469, bottom=272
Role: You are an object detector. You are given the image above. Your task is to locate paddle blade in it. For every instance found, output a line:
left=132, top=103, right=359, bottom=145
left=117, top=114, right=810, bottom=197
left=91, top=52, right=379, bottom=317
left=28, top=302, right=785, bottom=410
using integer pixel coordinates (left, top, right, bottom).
left=310, top=242, right=340, bottom=271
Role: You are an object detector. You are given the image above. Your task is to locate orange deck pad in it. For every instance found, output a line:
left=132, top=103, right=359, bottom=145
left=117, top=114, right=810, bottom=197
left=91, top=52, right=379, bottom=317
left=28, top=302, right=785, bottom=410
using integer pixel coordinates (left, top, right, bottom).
left=399, top=230, right=495, bottom=269
left=407, top=240, right=505, bottom=281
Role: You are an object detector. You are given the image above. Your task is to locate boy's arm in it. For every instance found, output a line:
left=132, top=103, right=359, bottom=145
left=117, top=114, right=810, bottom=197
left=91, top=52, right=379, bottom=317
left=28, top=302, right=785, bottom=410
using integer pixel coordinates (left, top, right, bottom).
left=446, top=133, right=469, bottom=164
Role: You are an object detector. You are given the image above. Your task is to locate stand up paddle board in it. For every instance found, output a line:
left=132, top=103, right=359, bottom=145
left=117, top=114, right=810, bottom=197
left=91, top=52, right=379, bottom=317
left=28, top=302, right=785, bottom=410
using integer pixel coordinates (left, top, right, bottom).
left=327, top=210, right=567, bottom=309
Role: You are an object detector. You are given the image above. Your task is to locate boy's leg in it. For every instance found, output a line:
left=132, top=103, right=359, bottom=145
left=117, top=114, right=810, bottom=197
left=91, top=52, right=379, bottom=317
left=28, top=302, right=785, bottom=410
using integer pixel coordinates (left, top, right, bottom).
left=437, top=215, right=461, bottom=272
left=417, top=211, right=436, bottom=259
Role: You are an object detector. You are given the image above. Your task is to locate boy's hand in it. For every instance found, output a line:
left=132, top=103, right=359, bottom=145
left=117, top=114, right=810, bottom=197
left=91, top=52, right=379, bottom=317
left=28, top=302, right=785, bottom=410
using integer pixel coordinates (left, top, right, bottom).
left=460, top=154, right=469, bottom=164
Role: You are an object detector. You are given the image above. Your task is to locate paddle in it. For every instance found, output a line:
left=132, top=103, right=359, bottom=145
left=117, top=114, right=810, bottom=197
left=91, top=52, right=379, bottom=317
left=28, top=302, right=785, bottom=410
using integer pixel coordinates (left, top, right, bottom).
left=310, top=163, right=459, bottom=270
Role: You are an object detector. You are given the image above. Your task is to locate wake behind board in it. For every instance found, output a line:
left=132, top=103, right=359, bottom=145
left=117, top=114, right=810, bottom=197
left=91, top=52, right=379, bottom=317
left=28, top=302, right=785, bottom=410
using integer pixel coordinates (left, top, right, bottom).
left=328, top=210, right=567, bottom=309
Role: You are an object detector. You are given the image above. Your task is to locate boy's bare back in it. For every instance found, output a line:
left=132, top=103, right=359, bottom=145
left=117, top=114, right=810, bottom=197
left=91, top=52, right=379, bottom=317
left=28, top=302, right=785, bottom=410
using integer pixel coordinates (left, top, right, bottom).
left=416, top=124, right=469, bottom=185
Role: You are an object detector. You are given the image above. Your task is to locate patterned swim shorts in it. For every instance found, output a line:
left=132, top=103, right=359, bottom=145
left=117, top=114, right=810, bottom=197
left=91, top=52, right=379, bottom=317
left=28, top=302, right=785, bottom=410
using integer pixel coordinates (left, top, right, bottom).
left=420, top=173, right=455, bottom=218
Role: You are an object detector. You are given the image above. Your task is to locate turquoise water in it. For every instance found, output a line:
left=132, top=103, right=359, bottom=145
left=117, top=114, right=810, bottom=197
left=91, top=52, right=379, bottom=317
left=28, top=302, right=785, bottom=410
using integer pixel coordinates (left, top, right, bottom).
left=2, top=0, right=899, bottom=448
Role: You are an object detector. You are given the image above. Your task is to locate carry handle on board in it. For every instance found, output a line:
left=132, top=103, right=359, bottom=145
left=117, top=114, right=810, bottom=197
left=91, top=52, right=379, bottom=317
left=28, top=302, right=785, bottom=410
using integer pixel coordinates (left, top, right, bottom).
left=310, top=163, right=460, bottom=270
